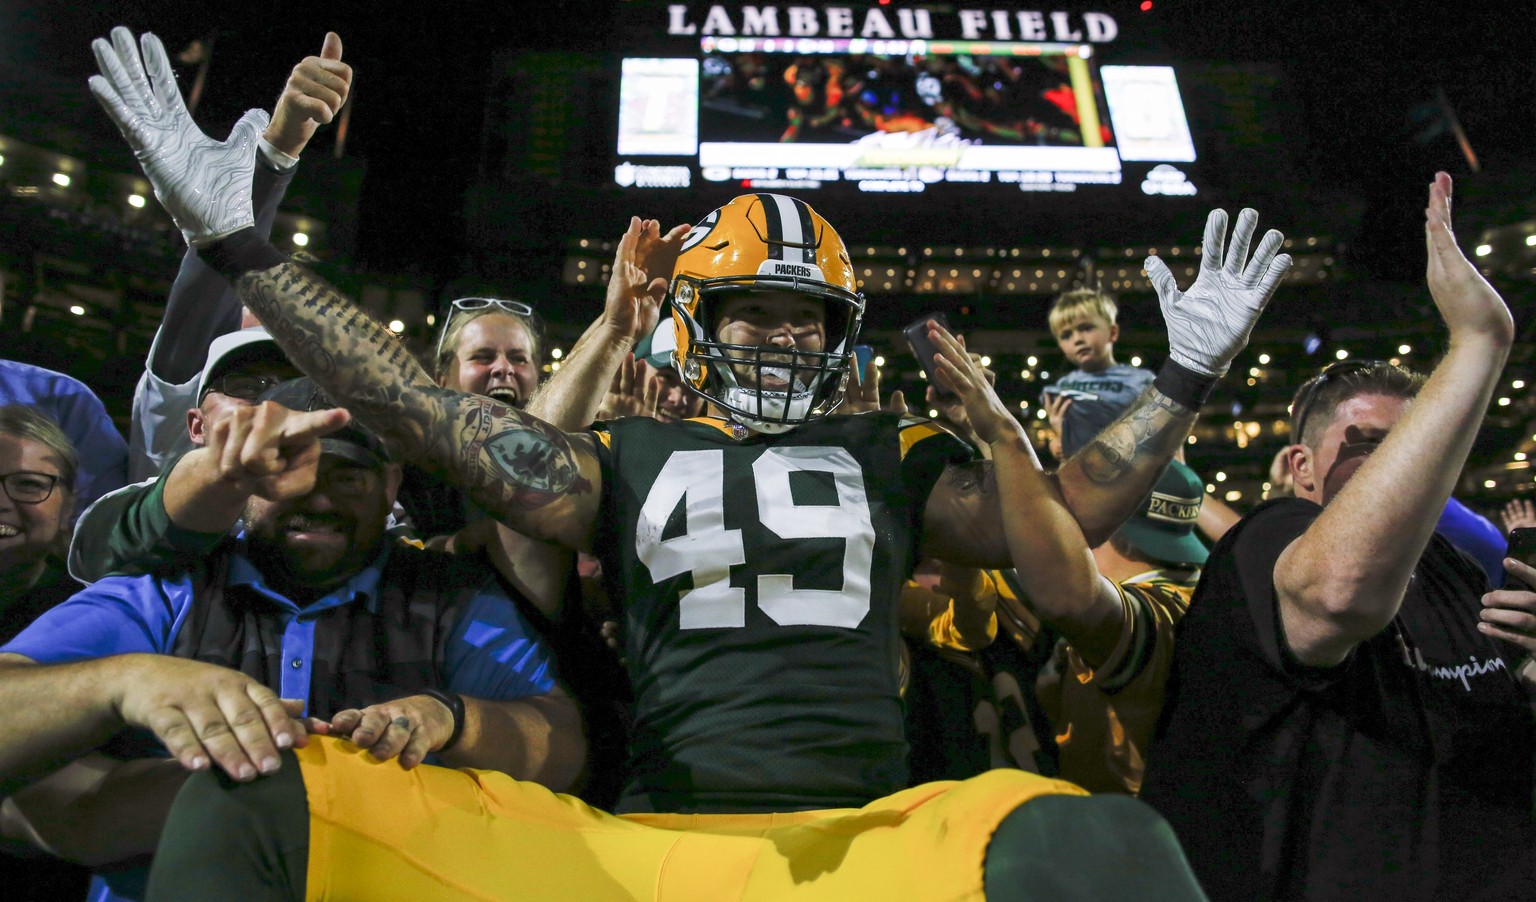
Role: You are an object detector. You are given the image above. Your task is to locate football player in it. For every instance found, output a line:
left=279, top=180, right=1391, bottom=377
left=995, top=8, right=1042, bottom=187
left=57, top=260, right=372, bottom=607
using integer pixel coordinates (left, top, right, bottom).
left=86, top=28, right=1288, bottom=900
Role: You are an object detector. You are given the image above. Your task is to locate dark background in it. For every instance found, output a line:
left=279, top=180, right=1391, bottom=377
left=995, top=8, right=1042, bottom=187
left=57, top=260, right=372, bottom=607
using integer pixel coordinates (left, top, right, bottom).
left=2, top=0, right=1533, bottom=502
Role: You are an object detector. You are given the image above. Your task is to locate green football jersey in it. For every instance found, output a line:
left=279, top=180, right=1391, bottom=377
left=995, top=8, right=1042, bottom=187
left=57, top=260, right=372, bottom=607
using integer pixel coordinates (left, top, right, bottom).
left=592, top=411, right=972, bottom=813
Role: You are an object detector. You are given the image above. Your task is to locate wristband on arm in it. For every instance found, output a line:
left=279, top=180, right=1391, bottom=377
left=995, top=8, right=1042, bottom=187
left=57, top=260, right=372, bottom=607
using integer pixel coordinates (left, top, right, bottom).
left=1153, top=358, right=1219, bottom=412
left=202, top=228, right=289, bottom=282
left=419, top=688, right=465, bottom=752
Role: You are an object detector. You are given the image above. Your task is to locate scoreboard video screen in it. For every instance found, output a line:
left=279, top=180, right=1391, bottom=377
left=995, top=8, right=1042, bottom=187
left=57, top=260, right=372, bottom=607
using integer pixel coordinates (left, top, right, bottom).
left=614, top=34, right=1199, bottom=197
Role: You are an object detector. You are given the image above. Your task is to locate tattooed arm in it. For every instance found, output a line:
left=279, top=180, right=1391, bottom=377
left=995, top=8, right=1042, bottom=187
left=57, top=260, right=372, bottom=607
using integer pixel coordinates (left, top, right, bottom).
left=237, top=263, right=604, bottom=551
left=84, top=28, right=604, bottom=548
left=921, top=385, right=1195, bottom=567
left=1052, top=387, right=1197, bottom=546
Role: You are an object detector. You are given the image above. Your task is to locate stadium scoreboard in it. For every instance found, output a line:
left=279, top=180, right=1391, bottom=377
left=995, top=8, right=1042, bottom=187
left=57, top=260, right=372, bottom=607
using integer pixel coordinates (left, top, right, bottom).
left=613, top=3, right=1201, bottom=200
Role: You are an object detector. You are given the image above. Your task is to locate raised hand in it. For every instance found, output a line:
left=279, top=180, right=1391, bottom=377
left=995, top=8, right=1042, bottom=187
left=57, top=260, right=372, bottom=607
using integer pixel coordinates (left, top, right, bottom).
left=838, top=359, right=906, bottom=416
left=113, top=655, right=307, bottom=780
left=1503, top=499, right=1536, bottom=534
left=597, top=353, right=660, bottom=420
left=634, top=219, right=691, bottom=292
left=926, top=334, right=996, bottom=445
left=605, top=218, right=671, bottom=344
left=203, top=402, right=352, bottom=500
left=89, top=27, right=267, bottom=245
left=928, top=321, right=1020, bottom=446
left=1146, top=208, right=1292, bottom=377
left=1480, top=558, right=1536, bottom=653
left=1424, top=172, right=1514, bottom=344
left=264, top=32, right=353, bottom=159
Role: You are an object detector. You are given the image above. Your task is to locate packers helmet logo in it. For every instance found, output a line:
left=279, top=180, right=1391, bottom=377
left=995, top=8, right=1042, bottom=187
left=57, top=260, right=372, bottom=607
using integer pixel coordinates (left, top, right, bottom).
left=679, top=209, right=719, bottom=255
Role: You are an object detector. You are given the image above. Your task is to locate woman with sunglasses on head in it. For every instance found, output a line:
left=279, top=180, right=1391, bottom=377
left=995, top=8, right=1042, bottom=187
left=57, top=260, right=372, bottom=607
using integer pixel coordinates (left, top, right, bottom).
left=400, top=220, right=689, bottom=604
left=391, top=298, right=548, bottom=548
left=433, top=297, right=545, bottom=411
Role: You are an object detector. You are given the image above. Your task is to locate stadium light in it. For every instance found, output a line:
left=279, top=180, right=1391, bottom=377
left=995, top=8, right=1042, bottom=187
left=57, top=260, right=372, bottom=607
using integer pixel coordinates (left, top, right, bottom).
left=1258, top=353, right=1271, bottom=364
left=68, top=305, right=85, bottom=316
left=388, top=320, right=405, bottom=333
left=1476, top=244, right=1492, bottom=257
left=51, top=173, right=70, bottom=187
left=551, top=348, right=564, bottom=359
left=292, top=232, right=310, bottom=247
left=127, top=194, right=146, bottom=208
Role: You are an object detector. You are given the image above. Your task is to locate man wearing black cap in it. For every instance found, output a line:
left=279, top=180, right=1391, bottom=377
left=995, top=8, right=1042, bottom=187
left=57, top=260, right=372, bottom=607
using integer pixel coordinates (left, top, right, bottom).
left=0, top=378, right=582, bottom=901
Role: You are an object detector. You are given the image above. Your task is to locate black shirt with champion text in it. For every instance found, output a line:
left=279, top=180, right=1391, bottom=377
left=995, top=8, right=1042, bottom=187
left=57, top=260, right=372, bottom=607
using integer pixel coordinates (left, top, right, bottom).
left=1141, top=497, right=1536, bottom=902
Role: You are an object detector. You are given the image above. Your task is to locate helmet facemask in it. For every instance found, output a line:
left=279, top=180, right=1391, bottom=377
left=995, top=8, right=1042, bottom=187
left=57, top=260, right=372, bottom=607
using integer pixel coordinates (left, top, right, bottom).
left=671, top=275, right=863, bottom=434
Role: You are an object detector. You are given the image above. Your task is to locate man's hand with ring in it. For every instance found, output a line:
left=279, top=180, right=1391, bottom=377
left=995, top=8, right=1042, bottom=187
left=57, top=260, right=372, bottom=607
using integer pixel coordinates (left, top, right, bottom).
left=319, top=694, right=457, bottom=769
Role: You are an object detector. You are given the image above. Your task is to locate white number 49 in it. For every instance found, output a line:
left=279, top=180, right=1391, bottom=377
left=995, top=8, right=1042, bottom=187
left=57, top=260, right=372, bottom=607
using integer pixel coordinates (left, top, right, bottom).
left=636, top=448, right=875, bottom=630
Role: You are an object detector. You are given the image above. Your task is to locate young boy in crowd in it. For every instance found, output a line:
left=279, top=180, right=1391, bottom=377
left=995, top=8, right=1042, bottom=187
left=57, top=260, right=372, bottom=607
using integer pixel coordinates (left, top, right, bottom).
left=1043, top=289, right=1155, bottom=460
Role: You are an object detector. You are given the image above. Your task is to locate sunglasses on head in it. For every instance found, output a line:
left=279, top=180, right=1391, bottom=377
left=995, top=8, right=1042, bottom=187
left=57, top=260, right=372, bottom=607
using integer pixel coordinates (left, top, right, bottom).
left=1291, top=359, right=1388, bottom=442
left=435, top=297, right=535, bottom=360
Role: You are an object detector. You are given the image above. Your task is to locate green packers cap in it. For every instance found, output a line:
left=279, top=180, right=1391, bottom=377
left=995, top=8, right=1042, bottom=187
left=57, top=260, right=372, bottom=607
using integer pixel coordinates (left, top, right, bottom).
left=256, top=377, right=390, bottom=469
left=631, top=318, right=679, bottom=371
left=1118, top=460, right=1209, bottom=566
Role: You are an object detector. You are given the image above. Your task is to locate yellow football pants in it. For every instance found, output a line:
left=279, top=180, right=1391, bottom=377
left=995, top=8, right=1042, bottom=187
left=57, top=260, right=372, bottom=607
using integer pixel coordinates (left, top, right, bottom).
left=295, top=737, right=1085, bottom=901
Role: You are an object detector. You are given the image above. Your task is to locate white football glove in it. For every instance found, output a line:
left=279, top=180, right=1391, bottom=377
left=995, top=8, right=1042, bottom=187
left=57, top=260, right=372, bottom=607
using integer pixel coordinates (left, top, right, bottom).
left=88, top=27, right=267, bottom=246
left=1146, top=208, right=1292, bottom=377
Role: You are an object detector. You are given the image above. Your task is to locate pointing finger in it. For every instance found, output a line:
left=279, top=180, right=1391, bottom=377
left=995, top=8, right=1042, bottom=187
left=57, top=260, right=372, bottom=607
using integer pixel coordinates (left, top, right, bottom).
left=281, top=407, right=352, bottom=442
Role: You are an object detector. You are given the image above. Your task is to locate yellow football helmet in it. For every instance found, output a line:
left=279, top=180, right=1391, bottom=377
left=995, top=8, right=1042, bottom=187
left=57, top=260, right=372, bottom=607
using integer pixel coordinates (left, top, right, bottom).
left=667, top=194, right=865, bottom=433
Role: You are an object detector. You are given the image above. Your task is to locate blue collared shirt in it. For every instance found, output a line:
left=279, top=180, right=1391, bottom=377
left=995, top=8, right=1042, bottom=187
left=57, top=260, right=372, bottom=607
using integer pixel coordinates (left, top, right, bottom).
left=5, top=539, right=557, bottom=706
left=4, top=538, right=559, bottom=902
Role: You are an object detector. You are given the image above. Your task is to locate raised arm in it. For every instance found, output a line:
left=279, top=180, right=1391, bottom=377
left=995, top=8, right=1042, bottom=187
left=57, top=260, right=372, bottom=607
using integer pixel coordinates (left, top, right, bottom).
left=525, top=215, right=687, bottom=429
left=1055, top=207, right=1290, bottom=544
left=923, top=207, right=1291, bottom=563
left=130, top=33, right=352, bottom=480
left=921, top=323, right=1124, bottom=663
left=89, top=27, right=603, bottom=552
left=1275, top=173, right=1514, bottom=666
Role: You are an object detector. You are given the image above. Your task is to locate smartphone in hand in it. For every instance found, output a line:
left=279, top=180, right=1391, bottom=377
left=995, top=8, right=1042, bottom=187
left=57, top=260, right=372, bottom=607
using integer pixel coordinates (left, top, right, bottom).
left=903, top=313, right=955, bottom=400
left=1504, top=528, right=1536, bottom=590
left=852, top=344, right=874, bottom=385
